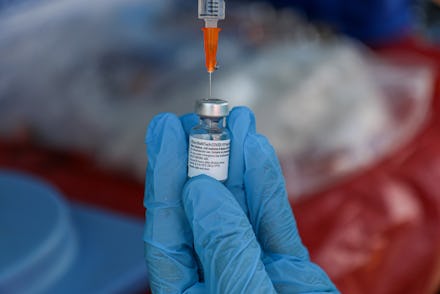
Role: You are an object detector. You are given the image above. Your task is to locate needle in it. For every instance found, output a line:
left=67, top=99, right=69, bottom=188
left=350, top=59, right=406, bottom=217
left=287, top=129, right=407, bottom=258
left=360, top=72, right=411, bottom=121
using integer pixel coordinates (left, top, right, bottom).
left=209, top=72, right=212, bottom=98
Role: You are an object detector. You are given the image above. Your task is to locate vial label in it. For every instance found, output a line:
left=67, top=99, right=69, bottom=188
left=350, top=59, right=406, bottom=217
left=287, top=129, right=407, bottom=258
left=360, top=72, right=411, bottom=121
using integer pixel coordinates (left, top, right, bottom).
left=188, top=136, right=230, bottom=181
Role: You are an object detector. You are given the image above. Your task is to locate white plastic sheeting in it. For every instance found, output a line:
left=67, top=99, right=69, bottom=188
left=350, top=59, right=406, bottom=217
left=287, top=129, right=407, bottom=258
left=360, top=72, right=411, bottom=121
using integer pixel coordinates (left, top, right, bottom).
left=0, top=0, right=433, bottom=197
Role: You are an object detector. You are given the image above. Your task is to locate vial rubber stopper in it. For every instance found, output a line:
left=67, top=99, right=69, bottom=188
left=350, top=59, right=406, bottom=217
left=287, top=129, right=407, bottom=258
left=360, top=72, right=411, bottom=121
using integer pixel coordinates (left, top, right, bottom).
left=195, top=98, right=229, bottom=118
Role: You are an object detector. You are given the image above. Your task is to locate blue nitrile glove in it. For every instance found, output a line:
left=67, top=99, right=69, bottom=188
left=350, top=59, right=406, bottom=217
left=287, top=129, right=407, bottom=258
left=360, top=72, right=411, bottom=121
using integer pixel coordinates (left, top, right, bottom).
left=144, top=107, right=339, bottom=293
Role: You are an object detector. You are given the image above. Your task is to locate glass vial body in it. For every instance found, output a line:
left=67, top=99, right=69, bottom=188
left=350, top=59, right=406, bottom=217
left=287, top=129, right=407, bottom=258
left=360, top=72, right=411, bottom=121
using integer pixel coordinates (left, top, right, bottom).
left=188, top=99, right=230, bottom=182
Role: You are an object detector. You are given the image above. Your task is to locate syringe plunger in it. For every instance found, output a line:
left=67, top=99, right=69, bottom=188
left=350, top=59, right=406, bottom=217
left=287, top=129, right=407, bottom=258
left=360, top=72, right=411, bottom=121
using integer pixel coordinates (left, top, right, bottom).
left=198, top=0, right=225, bottom=27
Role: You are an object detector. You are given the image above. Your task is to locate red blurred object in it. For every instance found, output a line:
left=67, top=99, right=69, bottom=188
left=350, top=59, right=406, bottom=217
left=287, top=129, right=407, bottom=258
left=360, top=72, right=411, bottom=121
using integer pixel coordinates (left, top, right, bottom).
left=0, top=141, right=145, bottom=218
left=294, top=37, right=440, bottom=294
left=1, top=36, right=440, bottom=293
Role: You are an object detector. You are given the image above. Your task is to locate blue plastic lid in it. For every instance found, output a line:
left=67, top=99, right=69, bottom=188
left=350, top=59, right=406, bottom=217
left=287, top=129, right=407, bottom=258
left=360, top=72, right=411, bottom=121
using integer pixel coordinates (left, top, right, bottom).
left=0, top=171, right=77, bottom=293
left=0, top=170, right=147, bottom=293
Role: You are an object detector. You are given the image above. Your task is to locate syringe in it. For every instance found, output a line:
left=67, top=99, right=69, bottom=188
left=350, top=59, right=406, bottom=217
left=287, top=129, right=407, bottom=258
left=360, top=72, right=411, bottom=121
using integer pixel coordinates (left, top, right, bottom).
left=198, top=0, right=225, bottom=76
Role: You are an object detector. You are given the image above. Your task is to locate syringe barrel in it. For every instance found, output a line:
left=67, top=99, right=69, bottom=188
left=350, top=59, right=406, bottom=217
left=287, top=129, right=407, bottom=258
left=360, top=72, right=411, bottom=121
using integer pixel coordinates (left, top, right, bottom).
left=198, top=0, right=225, bottom=22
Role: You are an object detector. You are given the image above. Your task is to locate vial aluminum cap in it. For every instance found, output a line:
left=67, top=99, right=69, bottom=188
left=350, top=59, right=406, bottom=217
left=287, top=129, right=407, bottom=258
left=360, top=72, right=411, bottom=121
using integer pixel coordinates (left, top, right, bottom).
left=195, top=98, right=229, bottom=117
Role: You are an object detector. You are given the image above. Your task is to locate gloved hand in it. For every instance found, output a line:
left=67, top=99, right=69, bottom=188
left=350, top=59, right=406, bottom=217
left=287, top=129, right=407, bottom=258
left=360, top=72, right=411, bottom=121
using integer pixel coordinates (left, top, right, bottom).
left=144, top=107, right=339, bottom=293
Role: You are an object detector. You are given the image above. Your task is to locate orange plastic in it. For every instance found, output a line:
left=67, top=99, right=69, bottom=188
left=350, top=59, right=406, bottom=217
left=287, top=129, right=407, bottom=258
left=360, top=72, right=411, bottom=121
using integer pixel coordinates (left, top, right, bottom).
left=202, top=27, right=221, bottom=73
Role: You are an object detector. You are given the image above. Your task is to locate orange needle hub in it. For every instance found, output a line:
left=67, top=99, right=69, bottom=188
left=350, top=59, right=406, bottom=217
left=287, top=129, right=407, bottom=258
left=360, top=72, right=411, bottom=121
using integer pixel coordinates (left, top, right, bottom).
left=202, top=27, right=221, bottom=73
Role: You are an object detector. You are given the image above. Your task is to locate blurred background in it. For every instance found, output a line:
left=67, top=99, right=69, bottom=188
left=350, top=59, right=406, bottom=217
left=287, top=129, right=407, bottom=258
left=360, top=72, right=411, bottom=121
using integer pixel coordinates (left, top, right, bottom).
left=0, top=0, right=440, bottom=293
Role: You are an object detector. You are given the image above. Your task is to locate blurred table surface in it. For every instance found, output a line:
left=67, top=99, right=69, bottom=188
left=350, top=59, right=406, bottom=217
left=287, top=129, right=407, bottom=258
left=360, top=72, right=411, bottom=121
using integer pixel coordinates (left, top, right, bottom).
left=1, top=36, right=440, bottom=294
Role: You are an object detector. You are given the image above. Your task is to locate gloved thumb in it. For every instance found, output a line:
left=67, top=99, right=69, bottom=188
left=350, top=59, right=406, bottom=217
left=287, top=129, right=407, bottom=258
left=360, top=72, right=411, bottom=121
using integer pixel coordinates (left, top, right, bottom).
left=182, top=175, right=276, bottom=294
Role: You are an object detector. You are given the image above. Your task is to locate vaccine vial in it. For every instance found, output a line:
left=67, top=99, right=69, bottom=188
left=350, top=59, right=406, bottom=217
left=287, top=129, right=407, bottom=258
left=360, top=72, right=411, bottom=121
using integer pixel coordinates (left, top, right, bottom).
left=188, top=98, right=230, bottom=182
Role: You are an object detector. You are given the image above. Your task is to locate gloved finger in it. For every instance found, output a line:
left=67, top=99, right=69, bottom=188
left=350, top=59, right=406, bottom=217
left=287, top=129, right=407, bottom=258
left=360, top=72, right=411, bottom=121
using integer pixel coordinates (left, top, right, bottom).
left=264, top=255, right=339, bottom=293
left=182, top=282, right=206, bottom=294
left=180, top=113, right=198, bottom=138
left=244, top=134, right=339, bottom=293
left=144, top=113, right=198, bottom=292
left=244, top=134, right=308, bottom=259
left=183, top=175, right=276, bottom=293
left=225, top=107, right=256, bottom=214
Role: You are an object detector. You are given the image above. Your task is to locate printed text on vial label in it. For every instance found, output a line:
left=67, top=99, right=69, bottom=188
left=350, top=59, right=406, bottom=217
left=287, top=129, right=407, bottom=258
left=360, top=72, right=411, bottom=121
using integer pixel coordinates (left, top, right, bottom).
left=188, top=137, right=230, bottom=181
